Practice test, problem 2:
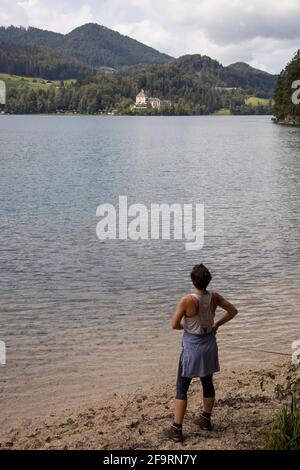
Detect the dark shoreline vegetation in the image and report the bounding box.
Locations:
[273,50,300,126]
[261,364,300,450]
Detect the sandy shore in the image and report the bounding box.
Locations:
[0,358,292,450]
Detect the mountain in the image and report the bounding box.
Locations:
[0,24,278,115]
[0,25,62,49]
[62,24,172,67]
[0,25,277,97]
[224,62,278,97]
[172,56,278,96]
[131,55,277,98]
[0,24,173,69]
[273,50,300,124]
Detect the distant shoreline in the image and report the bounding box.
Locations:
[0,112,273,117]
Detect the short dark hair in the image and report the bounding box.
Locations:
[191,264,212,290]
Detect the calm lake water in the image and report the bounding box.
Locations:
[0,115,299,427]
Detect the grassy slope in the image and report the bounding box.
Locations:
[0,72,76,89]
[214,96,273,115]
[245,96,271,106]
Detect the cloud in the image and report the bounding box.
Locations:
[112,20,178,55]
[101,0,300,41]
[1,0,93,32]
[108,0,300,72]
[0,0,299,72]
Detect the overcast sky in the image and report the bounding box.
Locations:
[1,0,299,73]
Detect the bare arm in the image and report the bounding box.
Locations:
[171,297,186,330]
[171,296,193,330]
[213,293,238,332]
[171,295,198,330]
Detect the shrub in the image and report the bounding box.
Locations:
[264,364,300,450]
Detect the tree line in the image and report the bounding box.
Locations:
[273,50,300,123]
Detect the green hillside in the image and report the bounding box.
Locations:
[1,55,276,115]
[224,62,278,98]
[0,42,92,80]
[0,24,173,69]
[0,72,75,88]
[0,23,278,115]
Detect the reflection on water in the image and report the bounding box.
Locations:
[0,115,299,426]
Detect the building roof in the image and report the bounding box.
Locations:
[136,89,147,98]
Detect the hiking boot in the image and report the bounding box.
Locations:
[193,413,212,431]
[164,424,184,442]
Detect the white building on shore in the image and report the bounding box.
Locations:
[135,89,148,108]
[131,89,163,110]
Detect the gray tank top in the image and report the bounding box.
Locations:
[182,292,214,335]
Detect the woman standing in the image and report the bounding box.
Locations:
[165,264,238,442]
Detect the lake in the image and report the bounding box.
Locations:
[0,115,299,427]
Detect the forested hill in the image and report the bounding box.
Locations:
[0,43,93,80]
[0,24,173,68]
[3,54,277,115]
[144,55,277,98]
[0,25,277,97]
[0,23,278,115]
[273,50,300,124]
[224,62,277,98]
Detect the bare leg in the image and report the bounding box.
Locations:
[174,399,187,425]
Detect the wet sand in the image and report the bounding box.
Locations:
[0,359,293,450]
